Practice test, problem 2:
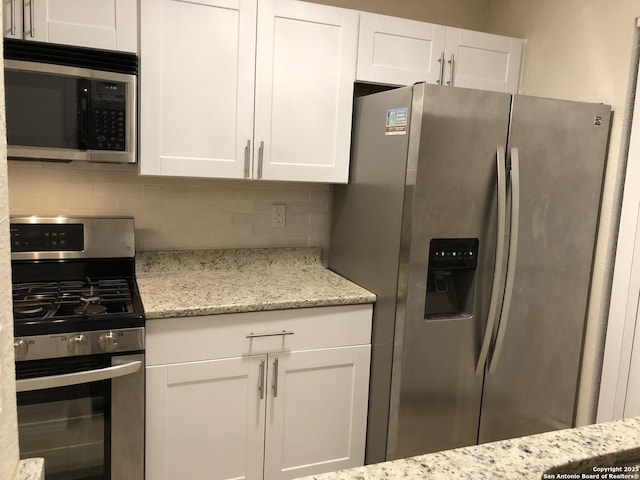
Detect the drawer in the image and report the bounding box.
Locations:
[146,304,372,366]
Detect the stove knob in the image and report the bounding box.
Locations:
[14,339,28,360]
[67,334,90,355]
[99,331,118,353]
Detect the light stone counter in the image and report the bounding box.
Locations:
[16,458,44,480]
[298,417,640,480]
[136,247,376,319]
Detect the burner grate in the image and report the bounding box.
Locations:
[12,278,134,321]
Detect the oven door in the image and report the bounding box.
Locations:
[16,353,144,480]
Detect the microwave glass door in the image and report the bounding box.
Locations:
[5,69,87,150]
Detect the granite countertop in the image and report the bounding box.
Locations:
[136,247,376,320]
[16,458,44,480]
[298,417,640,480]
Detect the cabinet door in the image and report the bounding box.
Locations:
[139,0,257,179]
[254,0,358,183]
[264,345,371,479]
[146,355,267,480]
[443,27,522,93]
[357,13,446,86]
[24,0,137,52]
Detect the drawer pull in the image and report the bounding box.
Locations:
[246,330,294,339]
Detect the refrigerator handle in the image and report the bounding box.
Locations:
[489,147,521,374]
[475,147,508,375]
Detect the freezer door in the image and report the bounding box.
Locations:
[478,96,611,443]
[388,85,512,459]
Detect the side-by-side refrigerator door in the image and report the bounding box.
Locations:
[387,85,512,459]
[478,96,611,443]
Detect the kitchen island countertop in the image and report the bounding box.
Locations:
[136,247,376,319]
[297,416,640,480]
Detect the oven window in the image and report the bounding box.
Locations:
[18,381,111,480]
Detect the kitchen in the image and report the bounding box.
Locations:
[1,0,640,479]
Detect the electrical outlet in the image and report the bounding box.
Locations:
[272,204,286,227]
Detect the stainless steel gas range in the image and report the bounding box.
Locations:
[11,216,145,480]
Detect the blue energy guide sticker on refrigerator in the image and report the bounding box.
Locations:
[385,108,408,135]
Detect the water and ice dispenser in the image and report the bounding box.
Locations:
[424,238,479,319]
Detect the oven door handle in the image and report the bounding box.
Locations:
[16,360,142,393]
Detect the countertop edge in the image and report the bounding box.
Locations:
[143,295,376,320]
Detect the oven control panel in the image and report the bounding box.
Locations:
[10,223,84,252]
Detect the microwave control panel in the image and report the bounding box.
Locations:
[91,81,126,151]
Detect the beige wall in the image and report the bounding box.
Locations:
[486,0,640,426]
[306,0,490,30]
[0,0,20,475]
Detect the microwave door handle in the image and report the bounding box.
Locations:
[15,360,142,393]
[78,79,90,150]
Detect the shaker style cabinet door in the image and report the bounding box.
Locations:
[139,0,257,179]
[4,0,137,52]
[146,355,267,480]
[253,0,358,183]
[355,13,523,94]
[442,27,522,93]
[263,346,371,479]
[356,12,446,86]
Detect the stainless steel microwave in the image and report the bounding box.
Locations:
[4,40,137,163]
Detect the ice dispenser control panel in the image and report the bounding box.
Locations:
[425,238,479,319]
[429,238,478,269]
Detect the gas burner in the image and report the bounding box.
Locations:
[13,303,52,320]
[12,278,135,322]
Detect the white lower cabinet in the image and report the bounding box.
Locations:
[146,355,267,480]
[145,305,372,480]
[264,346,370,479]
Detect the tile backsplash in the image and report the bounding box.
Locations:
[7,162,332,253]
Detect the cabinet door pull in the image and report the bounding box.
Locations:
[437,52,445,85]
[272,357,279,398]
[10,0,16,35]
[258,359,265,400]
[244,139,251,178]
[29,0,35,37]
[257,141,264,179]
[245,330,294,339]
[447,54,455,86]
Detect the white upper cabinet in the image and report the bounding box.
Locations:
[140,0,358,183]
[3,0,137,52]
[255,0,358,182]
[356,13,445,86]
[442,27,522,93]
[139,0,257,178]
[357,12,523,93]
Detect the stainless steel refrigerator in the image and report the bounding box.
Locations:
[329,83,611,464]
